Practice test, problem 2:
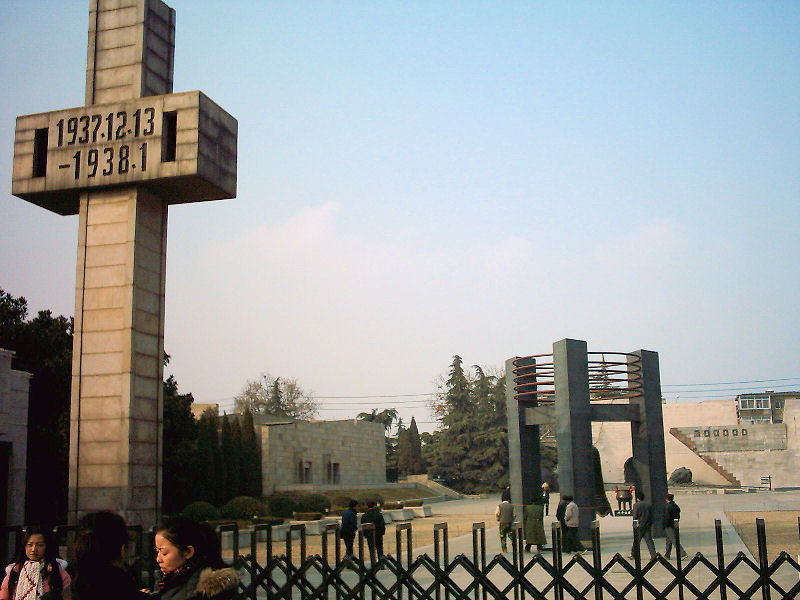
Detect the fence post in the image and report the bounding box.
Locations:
[472,522,486,600]
[252,523,272,565]
[396,522,413,600]
[713,519,727,600]
[551,521,563,600]
[285,523,306,570]
[356,527,368,600]
[434,523,449,600]
[756,518,770,600]
[147,525,158,592]
[215,522,239,563]
[675,519,684,600]
[591,520,602,600]
[511,521,521,600]
[632,519,643,600]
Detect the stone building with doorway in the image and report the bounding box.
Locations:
[253,416,386,495]
[593,394,800,489]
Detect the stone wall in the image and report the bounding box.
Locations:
[673,424,786,452]
[593,398,800,489]
[593,399,738,486]
[710,399,800,488]
[259,419,386,495]
[0,349,32,527]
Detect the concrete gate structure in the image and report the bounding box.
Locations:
[11,0,237,526]
[505,338,669,541]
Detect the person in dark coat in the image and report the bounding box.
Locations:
[359,501,386,560]
[340,500,359,560]
[663,494,687,559]
[628,491,657,560]
[555,496,568,540]
[541,483,551,516]
[501,486,511,502]
[71,511,148,600]
[523,495,547,554]
[153,516,238,600]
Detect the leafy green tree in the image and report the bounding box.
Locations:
[240,410,262,497]
[196,408,222,505]
[234,375,318,419]
[357,408,399,475]
[424,356,510,493]
[397,416,426,475]
[162,374,201,513]
[220,415,236,503]
[1,288,72,523]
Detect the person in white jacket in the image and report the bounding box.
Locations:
[562,495,586,553]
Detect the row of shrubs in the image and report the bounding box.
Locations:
[181,491,409,522]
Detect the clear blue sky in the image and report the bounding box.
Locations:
[1,1,798,430]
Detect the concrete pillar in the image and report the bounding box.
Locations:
[628,349,668,537]
[553,338,595,540]
[506,356,542,508]
[69,187,167,526]
[68,0,175,526]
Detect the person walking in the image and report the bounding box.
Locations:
[562,495,585,553]
[663,494,687,559]
[541,482,551,516]
[629,491,657,560]
[359,501,386,560]
[501,486,511,502]
[495,498,515,553]
[340,500,359,561]
[523,496,547,554]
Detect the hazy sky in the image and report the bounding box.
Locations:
[1,1,798,431]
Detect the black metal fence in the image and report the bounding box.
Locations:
[4,518,800,599]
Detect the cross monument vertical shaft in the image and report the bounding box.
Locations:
[11,0,237,527]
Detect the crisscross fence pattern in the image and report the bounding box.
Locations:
[230,517,800,600]
[4,517,800,599]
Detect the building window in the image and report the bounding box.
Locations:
[694,430,701,437]
[297,460,312,484]
[713,429,720,437]
[775,399,785,409]
[703,429,710,437]
[723,429,729,436]
[742,428,748,436]
[756,398,770,409]
[740,398,755,409]
[332,462,340,484]
[733,429,738,436]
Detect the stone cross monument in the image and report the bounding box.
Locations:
[11,0,237,526]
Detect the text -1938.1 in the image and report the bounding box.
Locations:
[59,143,149,179]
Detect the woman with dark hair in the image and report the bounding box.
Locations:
[70,511,147,600]
[0,526,70,600]
[153,516,238,599]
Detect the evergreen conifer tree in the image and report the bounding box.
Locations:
[240,409,262,497]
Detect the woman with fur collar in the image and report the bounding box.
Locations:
[153,516,238,600]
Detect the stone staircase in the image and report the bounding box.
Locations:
[669,428,741,486]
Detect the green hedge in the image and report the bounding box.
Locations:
[404,499,423,507]
[181,501,221,522]
[220,496,267,520]
[382,501,403,510]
